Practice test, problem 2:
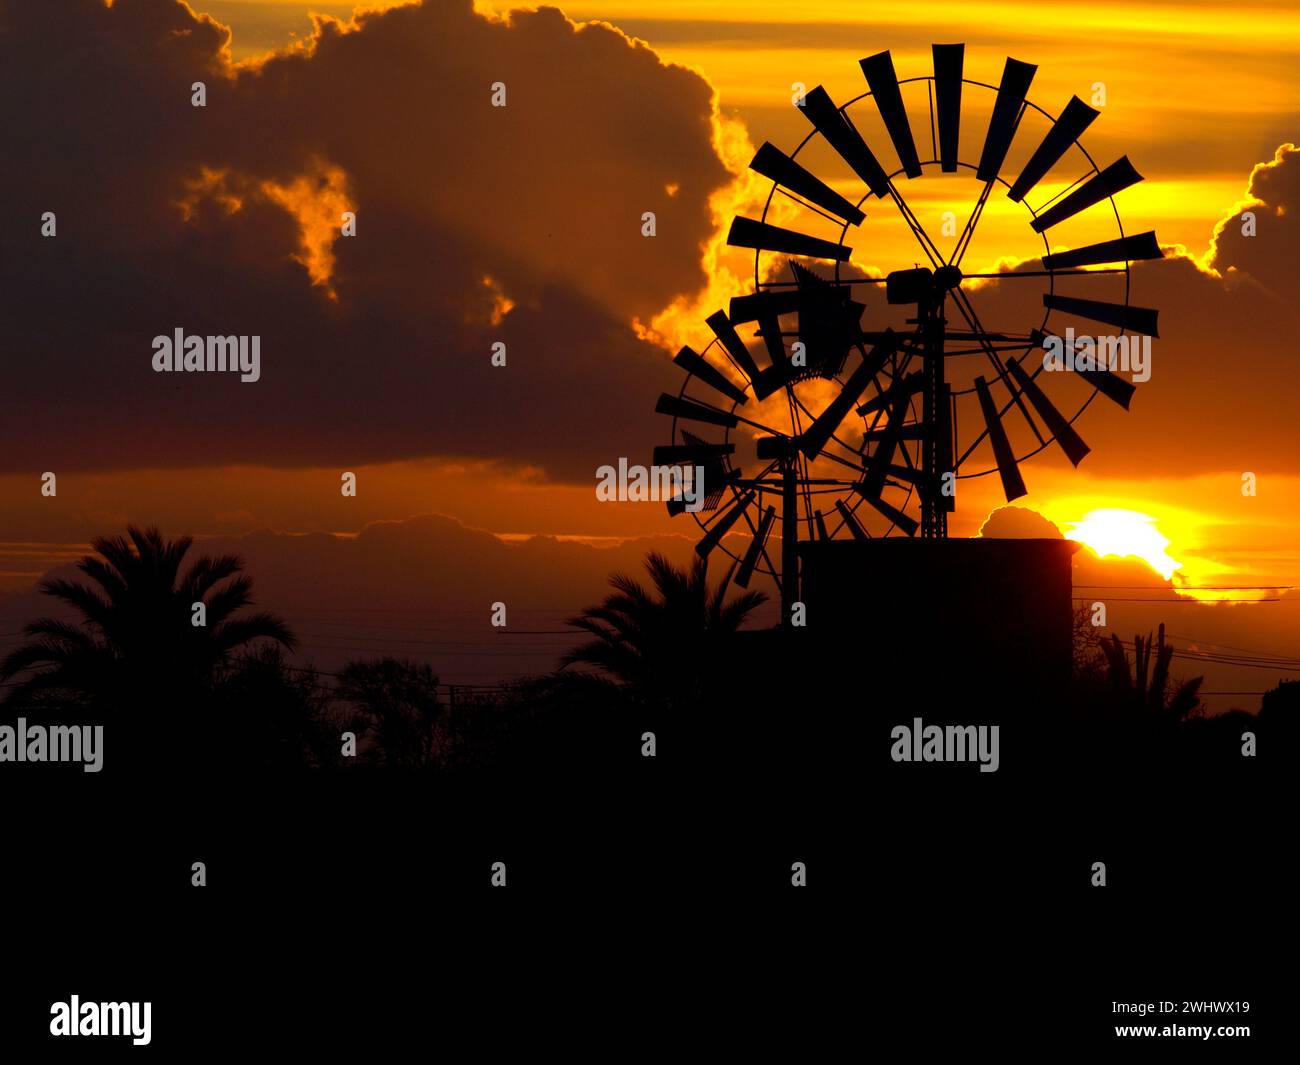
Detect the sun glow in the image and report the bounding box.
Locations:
[1066,508,1183,580]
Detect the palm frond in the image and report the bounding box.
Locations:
[37,578,113,631]
[211,612,297,656]
[201,576,256,626]
[182,554,245,600]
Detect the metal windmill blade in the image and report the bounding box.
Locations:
[790,263,864,382]
[665,430,735,515]
[653,43,1163,615]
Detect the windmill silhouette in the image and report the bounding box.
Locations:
[655,44,1161,617]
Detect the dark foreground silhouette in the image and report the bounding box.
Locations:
[1,527,1291,782]
[0,527,1290,922]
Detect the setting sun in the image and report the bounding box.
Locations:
[1065,509,1183,581]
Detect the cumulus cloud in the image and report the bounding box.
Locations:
[950,144,1300,482]
[978,506,1064,539]
[0,0,733,479]
[1205,143,1299,301]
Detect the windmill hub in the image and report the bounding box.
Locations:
[933,265,963,292]
[885,265,962,305]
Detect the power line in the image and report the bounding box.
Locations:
[1165,632,1295,658]
[291,644,560,660]
[278,664,509,692]
[1073,597,1280,603]
[277,607,580,617]
[283,618,573,634]
[1108,637,1300,672]
[1074,584,1295,590]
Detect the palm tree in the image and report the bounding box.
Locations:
[214,646,345,770]
[561,552,767,711]
[335,657,444,769]
[1100,622,1203,720]
[0,526,294,720]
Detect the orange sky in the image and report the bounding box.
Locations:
[4,0,1299,705]
[8,1,1296,559]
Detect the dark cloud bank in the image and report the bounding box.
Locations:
[0,0,730,479]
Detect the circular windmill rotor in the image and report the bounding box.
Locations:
[655,44,1162,612]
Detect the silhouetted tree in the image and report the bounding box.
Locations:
[1100,622,1202,720]
[336,657,445,768]
[1256,677,1300,752]
[489,670,628,772]
[0,526,294,769]
[1261,677,1300,717]
[1071,603,1106,681]
[213,647,350,769]
[561,552,766,711]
